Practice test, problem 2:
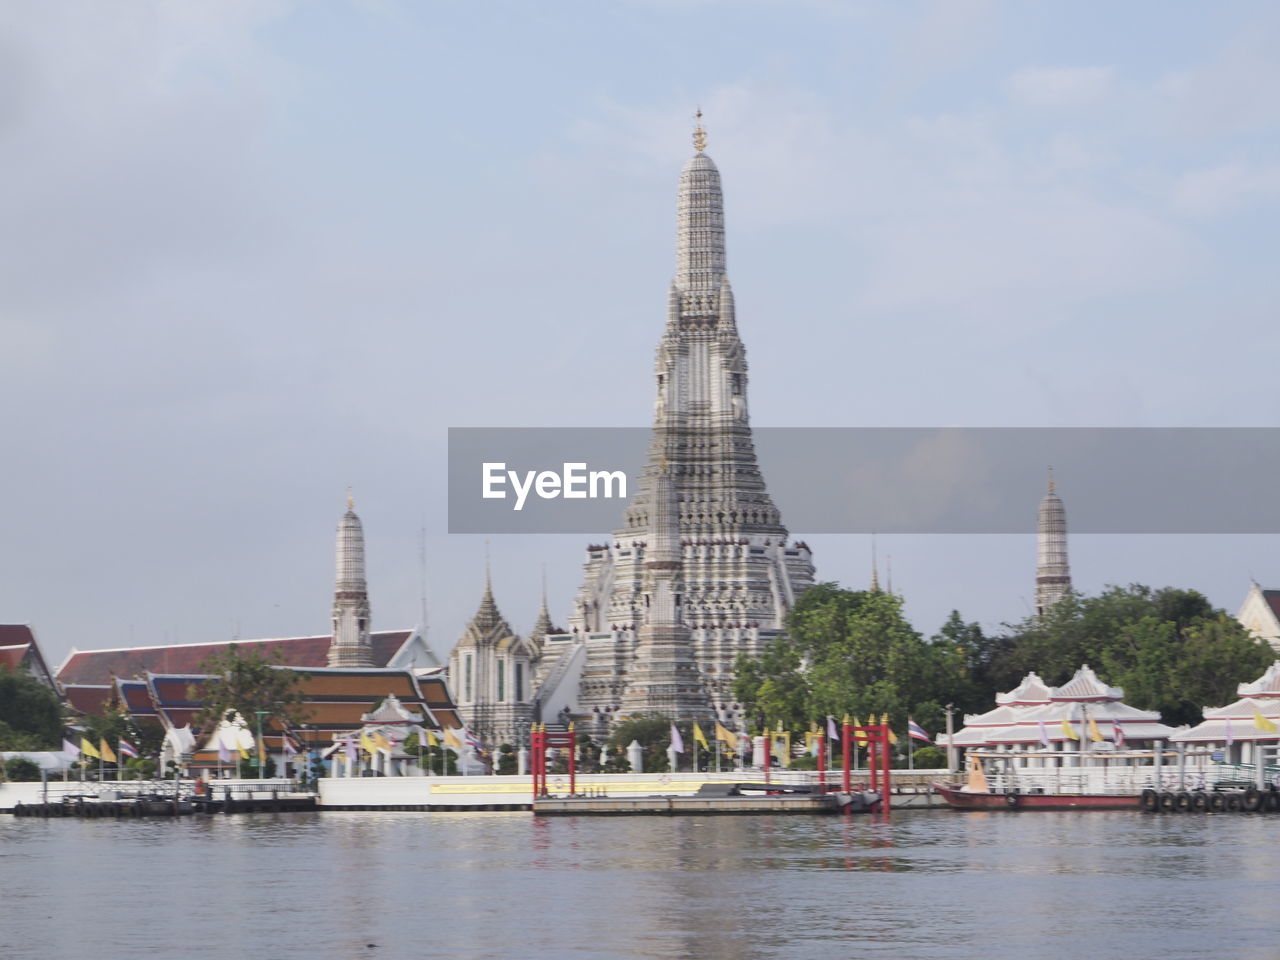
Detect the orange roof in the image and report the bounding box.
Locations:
[57,630,415,685]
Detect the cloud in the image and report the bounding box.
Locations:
[1172,162,1280,217]
[1007,66,1114,107]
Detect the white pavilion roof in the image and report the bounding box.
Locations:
[360,692,424,725]
[1173,663,1280,742]
[944,666,1177,748]
[1237,661,1280,698]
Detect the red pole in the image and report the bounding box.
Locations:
[880,728,891,814]
[868,734,878,792]
[568,724,576,797]
[842,722,851,795]
[816,734,826,794]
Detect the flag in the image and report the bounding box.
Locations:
[714,721,737,747]
[282,735,298,757]
[99,739,117,763]
[670,723,684,754]
[442,727,463,750]
[463,729,484,754]
[852,717,868,743]
[692,722,709,750]
[62,738,80,757]
[425,728,439,748]
[1037,720,1051,747]
[80,737,100,759]
[343,736,357,762]
[907,719,931,743]
[218,739,233,764]
[1113,721,1126,747]
[372,731,393,753]
[118,738,139,759]
[360,731,378,755]
[1087,717,1103,743]
[881,713,898,745]
[237,739,250,760]
[1060,718,1079,741]
[1253,711,1277,733]
[1224,717,1234,746]
[827,715,840,741]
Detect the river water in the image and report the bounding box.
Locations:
[2,809,1276,960]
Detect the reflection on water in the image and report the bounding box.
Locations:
[3,810,1279,959]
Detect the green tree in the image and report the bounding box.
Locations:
[608,712,674,772]
[736,583,965,733]
[988,585,1272,725]
[195,644,310,732]
[4,756,43,782]
[0,667,63,749]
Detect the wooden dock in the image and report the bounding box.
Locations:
[533,783,877,816]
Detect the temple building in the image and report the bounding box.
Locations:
[446,572,539,749]
[941,666,1179,761]
[1035,472,1071,616]
[0,624,57,691]
[57,496,461,773]
[1235,582,1280,653]
[534,116,815,733]
[1172,661,1280,763]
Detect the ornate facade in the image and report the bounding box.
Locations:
[1035,474,1071,617]
[447,576,537,748]
[328,494,374,667]
[540,118,816,730]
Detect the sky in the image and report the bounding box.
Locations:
[2,0,1279,669]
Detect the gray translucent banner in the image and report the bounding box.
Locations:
[448,427,1280,534]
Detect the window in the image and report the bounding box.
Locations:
[516,663,525,702]
[497,660,505,702]
[464,654,473,702]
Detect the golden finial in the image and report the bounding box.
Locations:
[346,485,355,511]
[693,107,707,153]
[1047,466,1056,494]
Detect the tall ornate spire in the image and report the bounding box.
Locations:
[566,119,815,726]
[328,494,374,667]
[675,118,726,294]
[1036,469,1072,617]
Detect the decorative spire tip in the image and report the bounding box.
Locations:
[346,485,355,511]
[693,107,707,153]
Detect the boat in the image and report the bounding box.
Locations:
[931,780,1139,810]
[931,752,1144,811]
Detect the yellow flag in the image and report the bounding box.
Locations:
[1087,717,1104,743]
[692,722,709,750]
[853,717,868,743]
[80,737,100,759]
[1060,718,1080,741]
[442,727,463,749]
[238,741,250,760]
[372,732,392,753]
[99,739,117,763]
[257,733,267,766]
[359,731,377,755]
[714,721,736,746]
[425,728,439,748]
[880,713,899,745]
[1253,711,1278,733]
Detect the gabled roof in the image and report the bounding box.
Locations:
[1238,661,1280,698]
[56,630,415,686]
[0,624,56,688]
[62,684,113,715]
[361,693,424,725]
[1052,665,1123,702]
[995,672,1053,706]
